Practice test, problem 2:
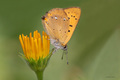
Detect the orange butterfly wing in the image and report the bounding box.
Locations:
[42,8,69,44]
[63,7,81,46]
[42,7,81,47]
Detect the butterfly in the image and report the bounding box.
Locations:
[42,7,81,54]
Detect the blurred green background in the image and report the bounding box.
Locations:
[0,0,120,80]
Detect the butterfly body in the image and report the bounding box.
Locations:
[42,7,81,50]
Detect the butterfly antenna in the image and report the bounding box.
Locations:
[61,52,64,60]
[62,49,69,65]
[65,50,69,65]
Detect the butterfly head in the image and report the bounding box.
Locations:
[41,16,45,20]
[41,16,48,21]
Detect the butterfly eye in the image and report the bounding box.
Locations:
[41,16,45,20]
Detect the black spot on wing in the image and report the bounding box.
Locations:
[68,30,70,32]
[69,25,73,27]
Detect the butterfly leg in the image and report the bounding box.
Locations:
[61,45,67,59]
[65,50,69,65]
[52,47,58,54]
[61,51,64,60]
[62,50,69,64]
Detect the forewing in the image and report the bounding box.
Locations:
[42,8,69,44]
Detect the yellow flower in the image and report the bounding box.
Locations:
[19,30,50,61]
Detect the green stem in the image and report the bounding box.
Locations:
[35,70,44,80]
